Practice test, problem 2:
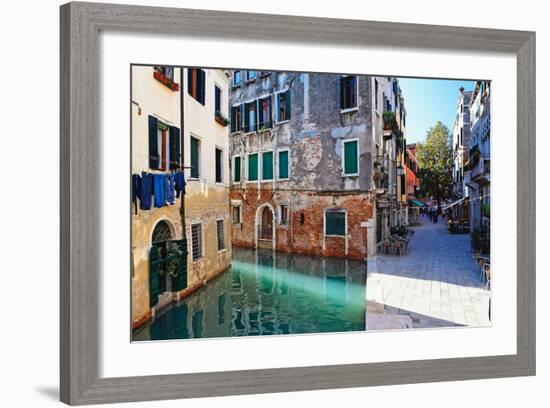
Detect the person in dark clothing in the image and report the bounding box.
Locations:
[132,174,141,215]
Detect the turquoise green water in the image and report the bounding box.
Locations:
[133,247,366,341]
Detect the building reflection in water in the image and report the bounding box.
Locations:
[133,247,366,341]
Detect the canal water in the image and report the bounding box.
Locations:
[133,247,366,341]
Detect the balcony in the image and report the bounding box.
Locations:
[383,111,398,139]
[471,157,490,185]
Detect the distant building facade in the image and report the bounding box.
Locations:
[371,77,408,241]
[451,87,472,221]
[465,81,491,231]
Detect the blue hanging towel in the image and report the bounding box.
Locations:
[153,174,165,208]
[140,172,153,210]
[165,173,175,204]
[175,171,186,198]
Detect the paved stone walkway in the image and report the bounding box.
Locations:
[366,218,491,329]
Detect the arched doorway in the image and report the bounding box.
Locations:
[151,220,173,296]
[256,204,274,249]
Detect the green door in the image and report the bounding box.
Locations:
[171,239,188,292]
[149,246,160,307]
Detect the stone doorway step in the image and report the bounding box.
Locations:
[366,300,414,330]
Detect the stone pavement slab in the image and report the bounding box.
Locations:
[366,218,491,329]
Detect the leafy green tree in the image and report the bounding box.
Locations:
[416,121,453,204]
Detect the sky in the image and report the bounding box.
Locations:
[398,78,477,144]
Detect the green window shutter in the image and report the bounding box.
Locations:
[325,211,346,236]
[278,151,289,179]
[190,137,199,178]
[149,246,160,307]
[262,151,273,180]
[285,90,291,120]
[234,156,241,182]
[171,239,188,292]
[343,140,358,175]
[248,154,258,181]
[215,148,222,183]
[199,70,206,105]
[230,106,237,132]
[148,115,159,169]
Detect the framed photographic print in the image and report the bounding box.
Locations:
[60,1,536,405]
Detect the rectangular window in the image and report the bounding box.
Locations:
[244,101,257,132]
[216,219,225,251]
[232,206,241,224]
[325,211,346,236]
[157,126,168,171]
[233,71,242,86]
[233,156,241,182]
[258,96,272,129]
[248,153,258,181]
[277,91,291,122]
[191,223,203,261]
[278,150,289,179]
[215,85,222,115]
[279,205,288,225]
[188,68,206,104]
[340,75,357,110]
[261,151,273,181]
[246,70,257,81]
[190,136,200,178]
[343,139,359,175]
[215,148,223,183]
[231,105,242,132]
[148,119,181,171]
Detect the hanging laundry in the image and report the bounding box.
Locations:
[165,173,175,205]
[175,171,186,198]
[131,174,142,215]
[153,174,165,208]
[140,172,154,210]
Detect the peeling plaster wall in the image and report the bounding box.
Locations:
[229,71,376,259]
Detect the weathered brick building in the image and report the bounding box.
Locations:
[228,71,404,260]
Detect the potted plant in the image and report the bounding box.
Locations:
[383,111,396,131]
[215,111,230,127]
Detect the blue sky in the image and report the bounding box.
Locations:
[398,78,477,144]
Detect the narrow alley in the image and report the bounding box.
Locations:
[366,218,491,329]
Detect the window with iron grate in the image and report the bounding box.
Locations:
[217,219,225,251]
[191,223,203,261]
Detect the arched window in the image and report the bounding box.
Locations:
[151,221,172,295]
[152,220,172,245]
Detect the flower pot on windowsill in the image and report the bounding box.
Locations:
[153,70,180,91]
[215,112,229,127]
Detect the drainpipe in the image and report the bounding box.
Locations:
[179,67,186,234]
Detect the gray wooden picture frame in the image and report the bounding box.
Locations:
[60,1,536,405]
